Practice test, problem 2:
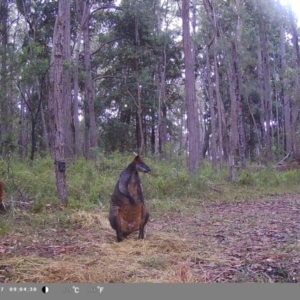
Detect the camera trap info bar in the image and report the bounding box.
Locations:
[0,283,299,300]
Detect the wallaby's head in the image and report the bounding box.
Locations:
[133,155,151,173]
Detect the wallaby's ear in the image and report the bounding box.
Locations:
[133,155,140,162]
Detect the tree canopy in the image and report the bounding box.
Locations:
[0,0,299,177]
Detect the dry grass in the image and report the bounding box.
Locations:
[1,194,300,283]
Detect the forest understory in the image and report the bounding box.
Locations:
[1,193,299,283]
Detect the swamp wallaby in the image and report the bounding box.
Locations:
[109,155,151,242]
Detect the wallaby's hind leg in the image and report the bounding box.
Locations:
[109,210,123,242]
[116,231,123,242]
[138,207,149,239]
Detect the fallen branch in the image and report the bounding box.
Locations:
[276,151,292,165]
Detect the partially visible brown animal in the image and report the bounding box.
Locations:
[0,181,6,212]
[109,155,151,242]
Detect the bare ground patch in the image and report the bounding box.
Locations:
[0,194,300,283]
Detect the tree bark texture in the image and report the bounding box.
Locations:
[257,2,272,163]
[83,0,98,157]
[50,0,69,205]
[231,41,246,168]
[61,0,73,159]
[289,8,300,157]
[134,5,145,157]
[72,0,86,156]
[182,0,200,174]
[280,25,292,155]
[0,0,9,156]
[256,27,264,156]
[205,46,217,170]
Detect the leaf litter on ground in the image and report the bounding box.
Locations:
[0,194,299,283]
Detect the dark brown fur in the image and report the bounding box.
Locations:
[109,156,150,242]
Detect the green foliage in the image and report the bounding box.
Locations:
[99,119,135,153]
[236,170,256,186]
[254,167,283,187]
[234,166,299,189]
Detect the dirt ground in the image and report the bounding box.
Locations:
[0,194,299,283]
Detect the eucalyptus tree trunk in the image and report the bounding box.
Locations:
[204,0,235,171]
[231,0,246,168]
[280,25,292,155]
[136,80,144,156]
[19,97,28,160]
[83,0,98,159]
[73,33,81,156]
[205,46,217,170]
[182,0,200,174]
[210,0,228,165]
[227,66,238,180]
[49,0,69,206]
[225,33,239,179]
[154,3,168,158]
[231,41,246,169]
[256,27,264,156]
[73,0,86,156]
[155,59,168,158]
[257,2,272,163]
[159,53,168,157]
[192,0,205,159]
[134,4,145,157]
[213,46,225,165]
[0,0,9,156]
[40,101,49,154]
[154,68,161,156]
[289,8,300,158]
[62,0,73,159]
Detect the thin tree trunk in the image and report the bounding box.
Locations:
[280,25,292,155]
[257,1,272,163]
[159,52,168,158]
[72,0,87,156]
[136,81,144,156]
[50,0,69,206]
[62,0,73,159]
[192,0,204,159]
[204,0,228,166]
[256,28,264,156]
[211,1,242,171]
[228,68,238,180]
[83,0,98,158]
[73,33,81,156]
[154,2,168,158]
[134,4,145,157]
[151,110,156,155]
[234,1,246,168]
[19,91,28,160]
[0,0,9,156]
[154,68,161,156]
[182,0,200,174]
[40,102,49,154]
[205,46,217,170]
[289,8,300,158]
[231,41,246,168]
[213,47,225,166]
[82,4,90,159]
